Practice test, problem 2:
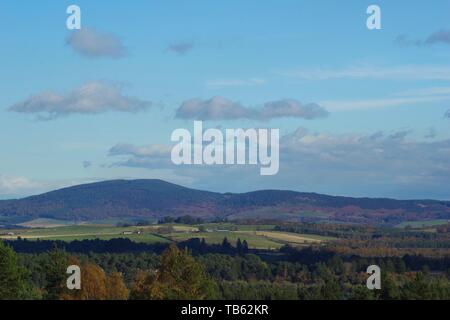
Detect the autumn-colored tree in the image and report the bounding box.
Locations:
[78,262,108,300]
[61,262,108,300]
[106,271,129,300]
[129,270,162,300]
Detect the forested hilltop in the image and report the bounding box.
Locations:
[1,179,450,226]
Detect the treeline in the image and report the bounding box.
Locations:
[4,237,250,255]
[2,237,450,300]
[158,215,206,225]
[274,222,376,239]
[275,222,450,258]
[0,241,216,300]
[5,237,450,273]
[2,240,450,300]
[275,222,450,240]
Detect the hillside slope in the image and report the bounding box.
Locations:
[0,179,449,225]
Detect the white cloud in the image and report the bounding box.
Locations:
[280,128,450,185]
[0,175,93,199]
[0,175,107,199]
[397,29,450,47]
[0,175,41,196]
[66,28,127,59]
[167,42,195,55]
[396,86,450,97]
[206,78,266,89]
[321,95,450,111]
[260,99,328,120]
[109,143,172,158]
[277,65,450,81]
[9,81,151,118]
[108,143,172,169]
[175,96,328,120]
[425,29,450,45]
[82,161,92,169]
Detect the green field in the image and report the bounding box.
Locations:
[1,225,148,239]
[0,223,335,249]
[167,231,282,249]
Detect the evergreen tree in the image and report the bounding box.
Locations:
[236,239,243,255]
[380,272,401,300]
[242,240,249,253]
[0,241,31,299]
[42,248,69,300]
[222,237,232,252]
[402,272,433,300]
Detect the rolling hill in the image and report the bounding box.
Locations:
[0,179,449,225]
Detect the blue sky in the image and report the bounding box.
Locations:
[1,1,450,199]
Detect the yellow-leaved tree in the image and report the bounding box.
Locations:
[106,271,129,300]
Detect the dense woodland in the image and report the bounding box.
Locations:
[1,222,450,300]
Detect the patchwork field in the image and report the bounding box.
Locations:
[0,222,335,249]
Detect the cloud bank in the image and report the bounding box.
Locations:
[107,128,450,199]
[0,175,99,199]
[175,96,328,121]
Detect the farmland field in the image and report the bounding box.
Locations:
[239,230,335,244]
[167,231,283,249]
[0,222,335,249]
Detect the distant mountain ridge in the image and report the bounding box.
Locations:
[0,179,449,225]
